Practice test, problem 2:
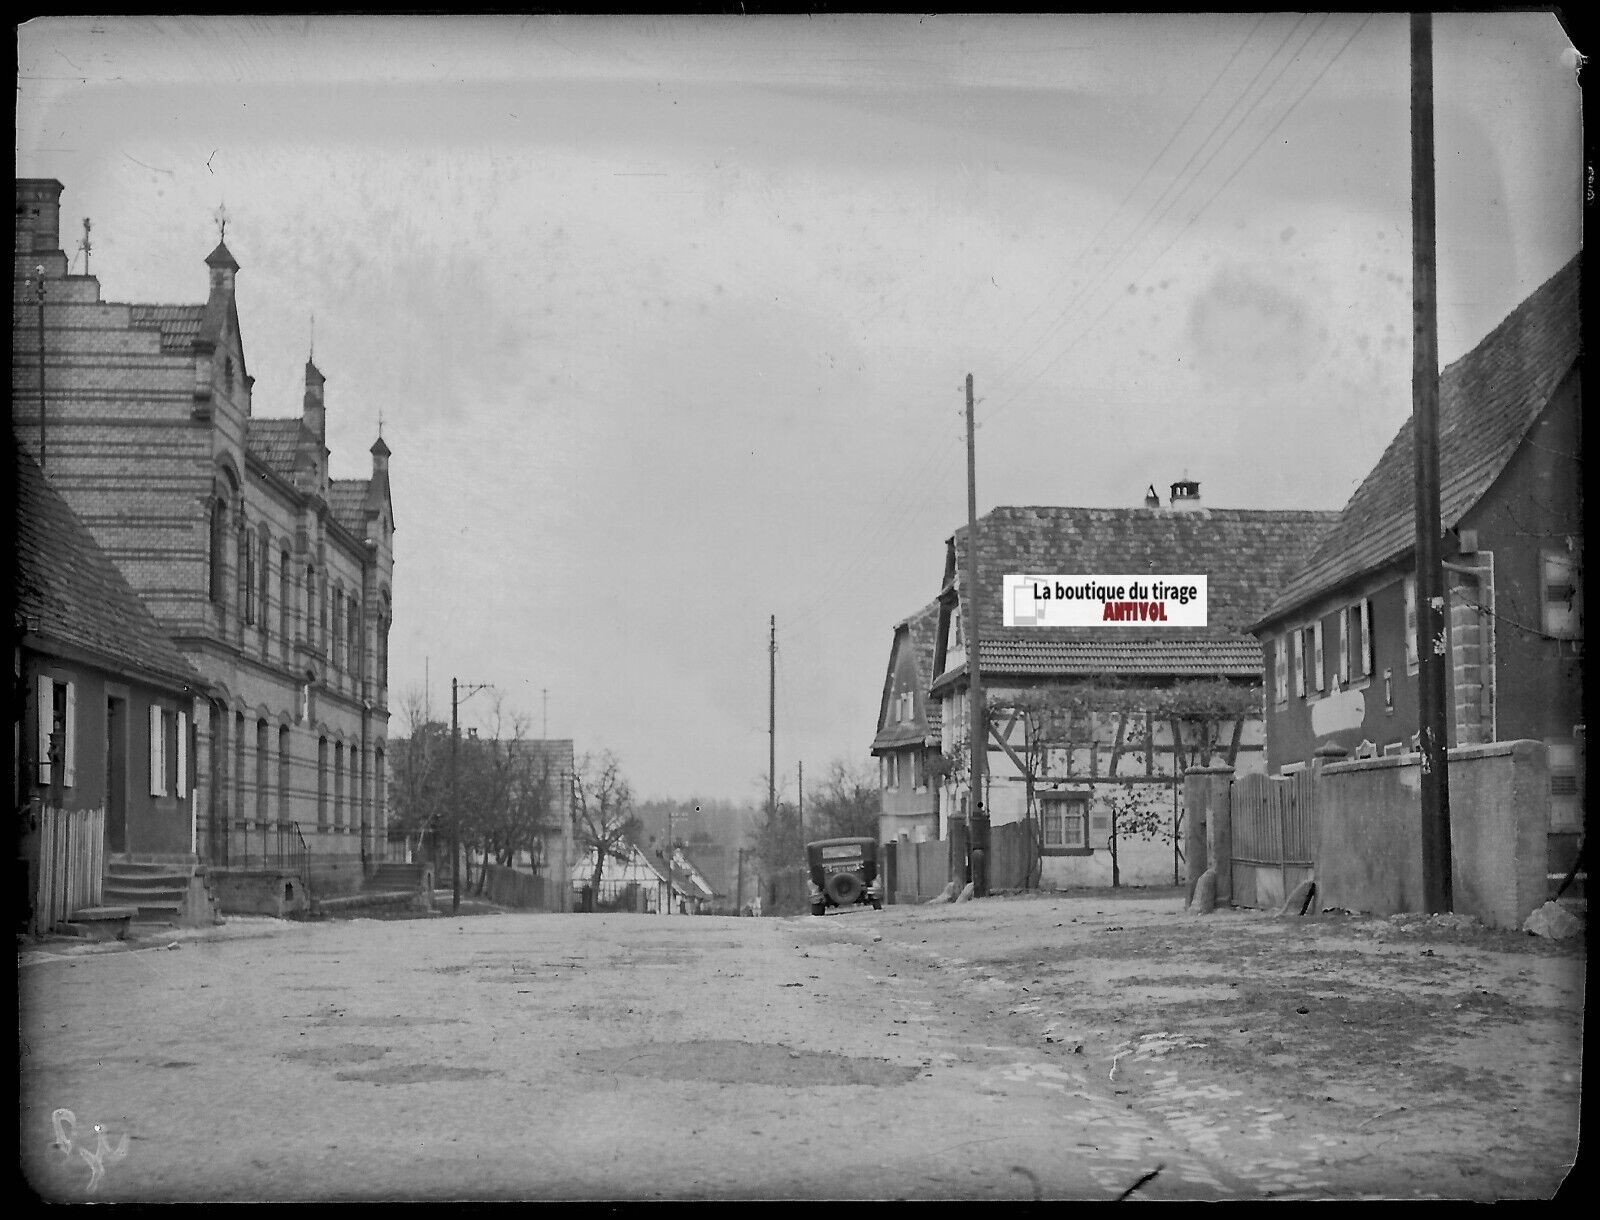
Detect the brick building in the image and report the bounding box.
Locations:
[13,179,395,884]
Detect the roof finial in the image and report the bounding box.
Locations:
[309,312,315,362]
[213,201,229,244]
[377,409,385,439]
[79,217,92,276]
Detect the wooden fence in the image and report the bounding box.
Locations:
[988,820,1039,891]
[35,806,105,934]
[1229,770,1316,910]
[481,862,565,912]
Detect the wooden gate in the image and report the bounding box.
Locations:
[1229,770,1315,910]
[35,806,105,933]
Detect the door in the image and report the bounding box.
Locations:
[106,697,127,853]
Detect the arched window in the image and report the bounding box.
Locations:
[242,529,256,626]
[347,596,362,680]
[305,565,316,647]
[279,551,292,652]
[334,741,345,829]
[317,736,329,828]
[332,587,345,671]
[378,589,391,689]
[256,719,269,826]
[277,724,291,827]
[258,533,270,640]
[208,496,227,604]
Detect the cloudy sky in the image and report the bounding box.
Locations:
[16,14,1582,804]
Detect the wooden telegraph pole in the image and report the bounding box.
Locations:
[964,372,987,895]
[1411,12,1452,912]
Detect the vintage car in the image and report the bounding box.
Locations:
[805,836,883,915]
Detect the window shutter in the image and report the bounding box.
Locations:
[150,705,166,796]
[63,682,77,788]
[37,675,52,785]
[1312,622,1325,692]
[177,710,189,799]
[1274,638,1288,703]
[1338,609,1351,684]
[1358,599,1372,676]
[1292,631,1305,697]
[1405,577,1418,667]
[1088,805,1111,849]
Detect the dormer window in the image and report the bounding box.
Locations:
[224,355,234,395]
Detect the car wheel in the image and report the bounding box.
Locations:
[811,903,826,916]
[871,900,882,911]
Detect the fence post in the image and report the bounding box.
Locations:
[1184,763,1234,905]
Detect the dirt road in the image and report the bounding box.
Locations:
[18,890,1583,1201]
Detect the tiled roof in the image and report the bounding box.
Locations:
[127,303,204,353]
[247,417,311,477]
[941,504,1337,683]
[328,480,371,536]
[1258,255,1581,625]
[13,446,206,692]
[872,600,943,752]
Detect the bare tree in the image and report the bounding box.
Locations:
[573,750,639,894]
[808,758,881,840]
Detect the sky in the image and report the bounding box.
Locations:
[15,13,1583,805]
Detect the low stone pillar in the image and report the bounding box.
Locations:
[1184,764,1233,906]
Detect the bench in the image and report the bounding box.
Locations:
[64,906,138,941]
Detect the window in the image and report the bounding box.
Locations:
[1310,621,1325,693]
[348,597,361,678]
[278,725,292,826]
[259,535,270,640]
[209,497,227,604]
[1292,630,1305,698]
[1542,550,1582,639]
[256,720,269,825]
[912,749,924,791]
[1040,795,1089,851]
[1351,599,1372,678]
[36,677,76,788]
[234,711,246,825]
[1274,636,1288,704]
[332,588,344,670]
[886,753,900,790]
[1405,575,1418,669]
[150,705,167,797]
[279,552,292,649]
[318,737,329,828]
[334,742,345,828]
[243,532,256,626]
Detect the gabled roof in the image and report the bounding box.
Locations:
[247,417,314,477]
[328,480,372,537]
[872,600,943,752]
[13,446,206,693]
[1257,255,1581,627]
[127,303,204,353]
[937,504,1338,685]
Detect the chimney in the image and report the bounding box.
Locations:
[1143,484,1161,509]
[304,358,326,443]
[15,179,64,256]
[1169,477,1204,513]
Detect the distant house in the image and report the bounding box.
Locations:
[931,490,1337,889]
[870,601,943,849]
[570,840,707,913]
[1250,256,1583,873]
[14,445,211,932]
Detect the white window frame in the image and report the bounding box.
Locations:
[37,675,77,788]
[1040,794,1089,850]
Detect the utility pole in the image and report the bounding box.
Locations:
[768,615,776,828]
[736,847,746,914]
[797,760,804,846]
[665,802,674,915]
[1411,12,1452,913]
[35,267,47,471]
[964,372,987,895]
[450,677,493,915]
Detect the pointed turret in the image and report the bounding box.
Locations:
[304,358,326,443]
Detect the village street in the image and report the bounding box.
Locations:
[18,892,1583,1202]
